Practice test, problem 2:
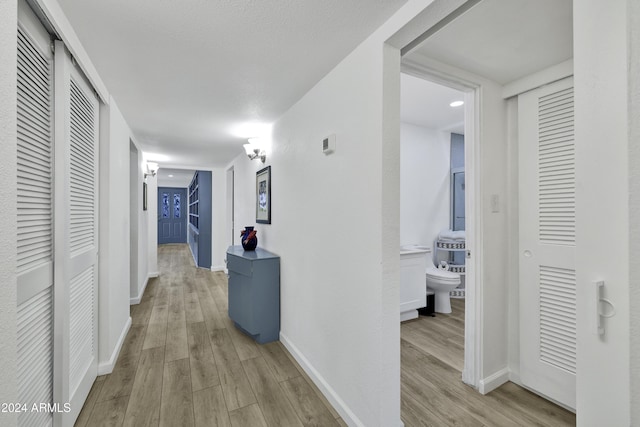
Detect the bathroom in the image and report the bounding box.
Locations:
[399,71,467,368]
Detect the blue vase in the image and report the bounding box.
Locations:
[241,226,258,251]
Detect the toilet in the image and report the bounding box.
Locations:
[425,267,461,314]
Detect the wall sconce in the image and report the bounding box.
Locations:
[243,138,266,163]
[144,161,159,178]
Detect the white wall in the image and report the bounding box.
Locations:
[0,0,18,425]
[630,0,640,422]
[98,97,132,373]
[211,168,227,270]
[137,147,149,296]
[225,3,453,425]
[226,33,399,427]
[400,122,450,256]
[575,0,630,424]
[224,0,515,423]
[130,142,149,303]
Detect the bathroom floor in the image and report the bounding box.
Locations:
[400,299,576,426]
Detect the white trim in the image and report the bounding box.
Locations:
[478,368,510,395]
[210,265,225,272]
[97,317,131,375]
[148,271,160,278]
[502,59,573,99]
[279,333,391,427]
[464,84,482,389]
[33,0,109,103]
[129,276,149,305]
[400,310,419,322]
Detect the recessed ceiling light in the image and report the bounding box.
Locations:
[450,101,464,107]
[168,174,174,178]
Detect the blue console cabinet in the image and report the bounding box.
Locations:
[226,246,280,344]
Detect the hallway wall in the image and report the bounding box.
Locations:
[226,31,401,427]
[135,146,149,298]
[575,0,631,424]
[211,168,227,271]
[631,0,640,423]
[0,0,18,425]
[225,3,454,425]
[98,97,134,373]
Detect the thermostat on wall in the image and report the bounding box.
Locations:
[322,134,336,154]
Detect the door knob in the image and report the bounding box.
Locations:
[523,250,532,257]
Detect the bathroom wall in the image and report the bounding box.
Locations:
[400,122,451,255]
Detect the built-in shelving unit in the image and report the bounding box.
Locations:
[187,171,212,268]
[189,178,199,230]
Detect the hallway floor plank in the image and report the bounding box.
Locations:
[75,244,344,427]
[77,245,575,426]
[401,298,576,426]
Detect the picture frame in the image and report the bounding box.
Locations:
[256,165,271,224]
[143,182,148,211]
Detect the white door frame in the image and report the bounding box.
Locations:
[226,166,235,248]
[401,59,483,389]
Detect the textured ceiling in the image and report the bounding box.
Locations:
[157,168,196,188]
[56,0,408,168]
[408,0,573,85]
[401,73,465,134]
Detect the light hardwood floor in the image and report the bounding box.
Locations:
[401,298,577,426]
[76,244,576,426]
[75,244,345,427]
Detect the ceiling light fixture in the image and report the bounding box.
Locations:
[168,174,174,178]
[243,138,266,163]
[450,100,464,107]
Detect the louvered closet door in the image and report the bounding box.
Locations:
[519,77,576,410]
[53,40,99,426]
[16,2,54,426]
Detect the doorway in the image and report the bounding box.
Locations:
[399,67,477,385]
[158,187,188,244]
[395,0,576,417]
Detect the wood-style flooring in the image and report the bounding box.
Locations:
[76,244,576,426]
[401,298,577,426]
[75,244,346,427]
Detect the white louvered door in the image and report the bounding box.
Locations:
[53,41,99,426]
[16,2,54,426]
[519,77,576,409]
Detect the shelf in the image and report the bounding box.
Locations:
[435,240,466,251]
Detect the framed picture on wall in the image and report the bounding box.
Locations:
[143,182,148,211]
[256,165,271,224]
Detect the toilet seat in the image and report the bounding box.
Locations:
[425,267,460,284]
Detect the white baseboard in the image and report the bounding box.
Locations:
[478,368,510,394]
[211,265,225,272]
[98,316,131,375]
[280,333,368,427]
[148,271,160,278]
[129,276,150,305]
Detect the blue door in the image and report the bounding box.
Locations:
[158,187,187,244]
